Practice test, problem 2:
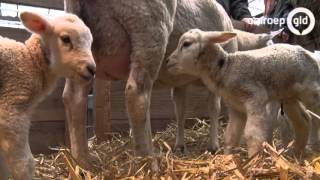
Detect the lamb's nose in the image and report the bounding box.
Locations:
[87,64,96,76]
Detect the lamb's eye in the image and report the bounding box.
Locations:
[61,35,71,44]
[182,41,192,48]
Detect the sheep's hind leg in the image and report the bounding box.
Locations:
[123,6,174,171]
[171,86,188,153]
[283,101,309,156]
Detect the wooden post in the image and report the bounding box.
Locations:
[94,79,112,142]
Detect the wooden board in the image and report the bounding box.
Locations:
[29,121,65,154]
[1,0,64,10]
[109,81,209,120]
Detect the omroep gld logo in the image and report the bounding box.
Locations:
[287,7,315,36]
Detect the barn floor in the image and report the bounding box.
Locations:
[33,119,320,179]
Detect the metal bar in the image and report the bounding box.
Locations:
[0,15,19,21]
[1,0,64,10]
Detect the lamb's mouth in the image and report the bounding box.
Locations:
[79,73,94,81]
[167,62,178,70]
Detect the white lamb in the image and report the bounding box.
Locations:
[172,28,283,154]
[167,29,320,156]
[0,12,95,179]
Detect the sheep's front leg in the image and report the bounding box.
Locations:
[224,107,246,154]
[283,101,309,155]
[63,79,94,169]
[0,121,34,180]
[0,151,9,180]
[122,3,175,164]
[171,86,188,153]
[207,92,221,153]
[126,68,154,157]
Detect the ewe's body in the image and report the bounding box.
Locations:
[168,29,319,156]
[64,0,237,166]
[0,12,95,179]
[234,28,282,51]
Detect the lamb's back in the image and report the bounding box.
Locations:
[0,36,38,108]
[226,44,319,93]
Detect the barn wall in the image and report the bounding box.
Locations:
[109,81,209,132]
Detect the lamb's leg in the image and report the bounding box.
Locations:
[171,86,188,153]
[0,151,9,179]
[307,116,320,151]
[63,79,94,169]
[207,92,221,153]
[306,103,320,151]
[224,107,246,154]
[278,113,295,147]
[0,126,34,180]
[245,102,272,157]
[283,101,309,155]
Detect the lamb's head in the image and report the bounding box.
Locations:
[20,12,96,82]
[167,29,236,77]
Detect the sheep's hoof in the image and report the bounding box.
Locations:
[174,144,188,154]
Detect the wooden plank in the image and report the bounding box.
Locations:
[29,121,65,154]
[30,108,65,121]
[94,79,112,142]
[1,0,64,10]
[110,81,209,120]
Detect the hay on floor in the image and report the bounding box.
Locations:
[34,119,320,179]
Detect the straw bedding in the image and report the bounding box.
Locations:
[33,119,320,179]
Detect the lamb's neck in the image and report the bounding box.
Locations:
[25,34,58,97]
[199,46,230,92]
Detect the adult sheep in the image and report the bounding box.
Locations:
[63,0,237,168]
[0,12,95,179]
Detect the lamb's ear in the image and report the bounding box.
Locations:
[205,31,237,43]
[19,12,51,35]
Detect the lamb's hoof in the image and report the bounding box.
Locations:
[174,144,188,154]
[76,153,100,172]
[207,145,219,154]
[306,144,320,153]
[151,158,160,173]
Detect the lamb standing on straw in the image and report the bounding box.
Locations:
[167,29,320,156]
[0,12,95,179]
